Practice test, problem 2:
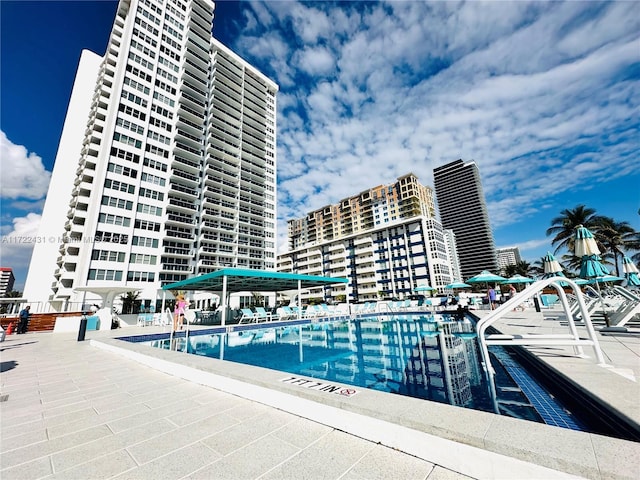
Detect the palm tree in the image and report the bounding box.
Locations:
[531,257,547,278]
[120,291,141,314]
[594,217,638,277]
[2,290,22,298]
[546,205,603,254]
[503,261,534,278]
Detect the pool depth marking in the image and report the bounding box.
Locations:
[280,376,359,397]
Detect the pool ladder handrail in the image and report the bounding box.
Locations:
[476,277,606,416]
[167,307,191,352]
[476,277,606,377]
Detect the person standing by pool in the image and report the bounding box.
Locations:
[487,286,497,310]
[173,294,188,330]
[18,305,31,334]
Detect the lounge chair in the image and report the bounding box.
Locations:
[255,307,278,322]
[277,306,296,320]
[238,308,257,323]
[304,305,322,318]
[438,297,449,310]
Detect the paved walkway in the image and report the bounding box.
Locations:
[1,306,639,479]
[0,329,484,480]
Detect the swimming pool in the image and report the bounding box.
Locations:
[138,313,584,430]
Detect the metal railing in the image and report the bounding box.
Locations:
[476,278,606,376]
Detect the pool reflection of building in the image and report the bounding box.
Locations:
[295,316,483,409]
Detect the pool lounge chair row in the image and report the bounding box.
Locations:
[238,307,278,323]
[278,304,348,320]
[240,304,348,324]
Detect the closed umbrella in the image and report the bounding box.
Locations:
[622,256,640,287]
[574,225,610,325]
[542,251,564,278]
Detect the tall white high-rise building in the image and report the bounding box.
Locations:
[24,0,278,310]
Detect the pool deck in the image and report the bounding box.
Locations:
[1,306,638,480]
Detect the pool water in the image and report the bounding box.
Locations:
[144,314,584,430]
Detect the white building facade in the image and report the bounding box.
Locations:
[496,247,522,271]
[278,175,457,304]
[24,0,278,310]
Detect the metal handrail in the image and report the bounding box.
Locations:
[476,278,606,377]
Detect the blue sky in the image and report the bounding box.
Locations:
[1,1,639,290]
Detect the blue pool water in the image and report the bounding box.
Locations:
[136,313,583,430]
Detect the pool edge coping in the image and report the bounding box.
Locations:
[91,336,638,479]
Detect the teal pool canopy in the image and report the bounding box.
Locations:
[161,267,348,293]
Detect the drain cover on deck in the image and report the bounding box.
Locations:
[0,394,9,402]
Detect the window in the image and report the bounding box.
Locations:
[127,271,155,282]
[120,89,148,107]
[123,76,150,95]
[91,250,126,262]
[110,147,141,164]
[88,269,123,281]
[132,235,159,248]
[156,67,178,84]
[145,143,169,158]
[139,187,164,200]
[153,91,175,107]
[130,38,156,60]
[135,219,161,231]
[95,231,129,244]
[151,103,173,119]
[116,116,145,135]
[107,162,138,178]
[128,52,154,71]
[132,27,157,48]
[137,5,160,25]
[130,253,157,264]
[149,117,172,132]
[104,179,135,194]
[98,213,131,227]
[101,195,133,210]
[147,130,170,144]
[137,203,162,216]
[113,132,142,149]
[142,158,168,173]
[118,102,146,120]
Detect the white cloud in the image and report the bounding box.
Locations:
[0,213,42,288]
[232,0,638,243]
[295,46,335,76]
[504,238,552,254]
[0,130,51,200]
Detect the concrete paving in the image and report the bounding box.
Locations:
[1,306,638,480]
